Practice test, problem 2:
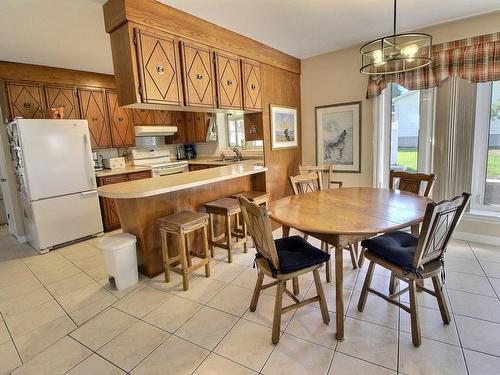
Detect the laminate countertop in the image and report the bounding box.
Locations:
[95,166,151,178]
[97,163,267,199]
[187,158,264,166]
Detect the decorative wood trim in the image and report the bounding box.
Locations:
[0,61,115,89]
[103,0,300,74]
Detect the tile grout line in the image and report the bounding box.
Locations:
[468,242,500,301]
[0,311,23,372]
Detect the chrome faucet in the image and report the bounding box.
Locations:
[232,147,243,161]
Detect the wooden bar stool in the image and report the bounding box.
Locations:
[205,198,248,263]
[157,211,210,291]
[232,191,270,207]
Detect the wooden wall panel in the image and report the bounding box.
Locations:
[261,64,302,201]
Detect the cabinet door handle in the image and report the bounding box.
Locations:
[118,117,123,122]
[196,73,203,80]
[227,80,233,86]
[23,102,31,109]
[91,117,97,122]
[157,65,165,74]
[251,84,256,90]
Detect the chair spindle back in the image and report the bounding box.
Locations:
[389,170,435,197]
[299,165,343,189]
[289,172,323,195]
[413,192,470,268]
[237,196,280,270]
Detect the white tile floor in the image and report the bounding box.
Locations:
[0,224,500,374]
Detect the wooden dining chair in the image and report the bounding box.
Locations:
[299,165,343,190]
[358,170,437,292]
[290,173,359,279]
[357,193,470,347]
[237,196,330,344]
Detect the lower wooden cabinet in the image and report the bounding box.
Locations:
[97,170,151,232]
[188,164,218,171]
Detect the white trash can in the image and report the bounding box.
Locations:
[99,233,138,290]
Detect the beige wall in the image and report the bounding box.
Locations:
[301,11,500,242]
[300,10,500,187]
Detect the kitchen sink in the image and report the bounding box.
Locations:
[210,158,246,163]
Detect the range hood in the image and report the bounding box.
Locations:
[134,126,177,137]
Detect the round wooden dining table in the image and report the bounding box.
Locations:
[268,187,432,340]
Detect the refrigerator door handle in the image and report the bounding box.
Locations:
[80,191,97,196]
[83,134,97,188]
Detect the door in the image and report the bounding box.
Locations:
[215,52,243,109]
[17,119,96,200]
[241,60,262,111]
[44,85,80,119]
[5,82,44,120]
[77,88,111,149]
[135,29,183,105]
[133,109,154,125]
[180,41,216,108]
[106,91,134,147]
[31,191,103,250]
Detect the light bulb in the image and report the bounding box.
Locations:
[372,49,386,67]
[401,44,419,58]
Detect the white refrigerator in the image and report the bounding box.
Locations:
[9,119,103,253]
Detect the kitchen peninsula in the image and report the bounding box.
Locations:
[98,163,267,277]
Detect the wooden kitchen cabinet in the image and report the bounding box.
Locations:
[106,91,135,147]
[5,82,44,120]
[165,111,186,144]
[132,109,155,125]
[241,60,262,111]
[44,85,80,119]
[244,112,264,141]
[215,52,243,110]
[180,41,216,108]
[135,29,184,105]
[98,170,151,232]
[188,164,218,171]
[153,110,173,125]
[77,88,111,149]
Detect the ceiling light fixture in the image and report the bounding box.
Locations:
[360,0,432,75]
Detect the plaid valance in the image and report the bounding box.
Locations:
[367,32,500,98]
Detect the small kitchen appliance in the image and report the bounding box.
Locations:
[131,148,188,177]
[103,157,125,169]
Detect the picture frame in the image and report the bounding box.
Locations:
[270,104,298,150]
[315,101,361,173]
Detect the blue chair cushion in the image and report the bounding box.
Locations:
[361,231,418,273]
[274,235,330,274]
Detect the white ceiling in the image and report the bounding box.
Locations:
[0,0,499,75]
[160,0,500,58]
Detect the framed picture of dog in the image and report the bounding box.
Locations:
[315,101,361,173]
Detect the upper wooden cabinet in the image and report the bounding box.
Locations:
[5,82,44,120]
[135,29,184,106]
[78,88,111,149]
[132,109,154,125]
[215,52,243,110]
[241,60,262,111]
[180,41,216,108]
[44,85,80,119]
[106,91,134,147]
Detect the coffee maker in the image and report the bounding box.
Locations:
[92,152,103,171]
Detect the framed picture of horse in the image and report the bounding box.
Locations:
[315,101,361,173]
[270,105,298,150]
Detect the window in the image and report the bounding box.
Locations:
[226,114,245,148]
[472,81,500,213]
[390,84,420,172]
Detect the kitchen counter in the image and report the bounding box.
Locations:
[98,163,267,199]
[97,162,267,278]
[95,165,151,178]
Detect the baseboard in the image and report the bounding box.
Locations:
[453,231,500,246]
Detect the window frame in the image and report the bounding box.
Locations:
[471,81,500,215]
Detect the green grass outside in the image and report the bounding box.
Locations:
[395,147,500,178]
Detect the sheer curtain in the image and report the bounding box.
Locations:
[372,87,391,188]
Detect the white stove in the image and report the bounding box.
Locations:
[131,148,188,177]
